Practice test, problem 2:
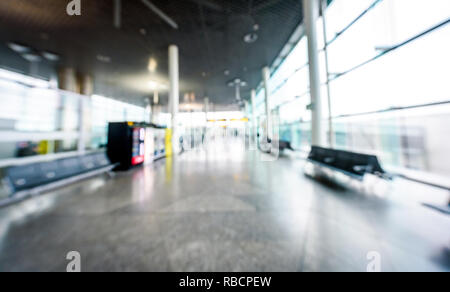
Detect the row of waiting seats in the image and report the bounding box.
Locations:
[307,146,388,180]
[261,141,449,214]
[2,152,116,202]
[306,146,450,215]
[260,136,387,180]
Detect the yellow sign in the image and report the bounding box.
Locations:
[165,128,173,157]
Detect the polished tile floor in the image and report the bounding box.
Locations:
[0,139,449,272]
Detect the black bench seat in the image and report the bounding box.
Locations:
[278,140,294,152]
[307,146,388,180]
[259,138,294,153]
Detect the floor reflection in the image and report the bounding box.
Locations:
[0,138,449,272]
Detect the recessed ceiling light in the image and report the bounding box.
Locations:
[97,55,111,63]
[243,33,258,44]
[7,42,31,53]
[42,51,60,62]
[22,53,42,62]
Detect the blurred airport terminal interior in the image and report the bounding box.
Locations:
[0,0,449,272]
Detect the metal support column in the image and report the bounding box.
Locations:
[204,97,209,121]
[57,68,78,153]
[262,67,272,141]
[321,0,334,147]
[251,89,258,144]
[304,0,325,146]
[235,84,241,101]
[168,45,179,154]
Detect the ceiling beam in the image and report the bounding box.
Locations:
[113,0,121,29]
[141,0,179,29]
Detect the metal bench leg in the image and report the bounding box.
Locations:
[349,177,364,193]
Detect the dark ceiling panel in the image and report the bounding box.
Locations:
[0,0,303,106]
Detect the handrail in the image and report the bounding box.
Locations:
[275,99,450,127]
[329,19,450,82]
[332,100,450,119]
[0,131,80,143]
[326,0,384,46]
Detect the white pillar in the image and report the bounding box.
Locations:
[169,45,179,152]
[304,0,324,146]
[204,97,209,121]
[77,97,88,154]
[78,74,93,154]
[57,68,78,152]
[145,98,152,124]
[262,67,272,140]
[251,89,257,142]
[153,90,159,105]
[152,105,161,124]
[321,0,334,147]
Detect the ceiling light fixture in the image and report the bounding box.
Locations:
[227,78,247,88]
[97,55,111,63]
[42,51,60,62]
[7,42,31,54]
[22,53,42,62]
[227,78,247,101]
[243,33,258,44]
